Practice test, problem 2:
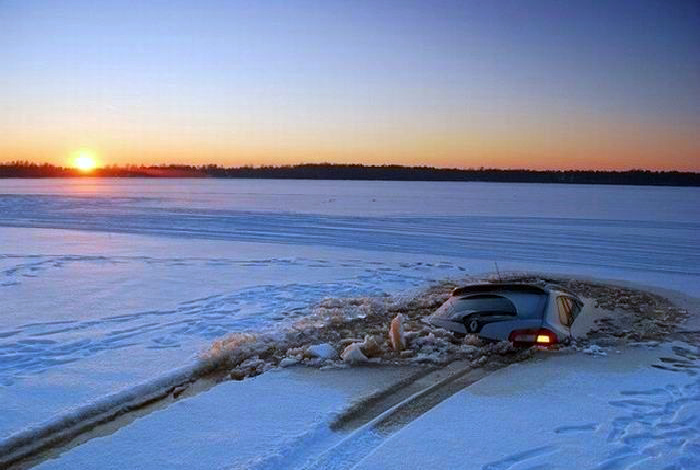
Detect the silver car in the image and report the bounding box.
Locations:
[428,283,583,346]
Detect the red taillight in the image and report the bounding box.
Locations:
[508,328,558,346]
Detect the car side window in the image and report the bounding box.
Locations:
[557,296,573,326]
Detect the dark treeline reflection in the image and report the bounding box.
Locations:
[2,161,698,186]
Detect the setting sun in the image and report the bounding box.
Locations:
[72,150,99,172]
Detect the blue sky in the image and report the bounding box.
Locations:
[1,0,699,169]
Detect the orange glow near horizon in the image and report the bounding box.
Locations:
[1,136,697,172]
[2,110,697,172]
[2,118,699,172]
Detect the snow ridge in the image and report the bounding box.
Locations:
[0,362,212,467]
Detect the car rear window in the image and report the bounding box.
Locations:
[453,295,517,315]
[453,292,547,319]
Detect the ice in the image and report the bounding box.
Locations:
[341,343,368,364]
[0,179,695,222]
[1,179,699,458]
[389,313,406,352]
[1,181,698,278]
[279,357,299,368]
[582,344,608,356]
[307,343,339,360]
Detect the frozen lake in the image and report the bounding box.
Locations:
[1,178,699,443]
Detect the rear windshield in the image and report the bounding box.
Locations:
[453,295,517,314]
[454,292,546,319]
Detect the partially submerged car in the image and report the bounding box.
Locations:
[428,283,583,346]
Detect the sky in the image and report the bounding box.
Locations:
[1,0,699,170]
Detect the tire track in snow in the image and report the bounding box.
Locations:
[246,362,503,470]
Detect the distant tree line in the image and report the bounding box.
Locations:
[1,161,698,186]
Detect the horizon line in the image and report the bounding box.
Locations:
[2,161,699,174]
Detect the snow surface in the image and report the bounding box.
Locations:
[353,343,700,470]
[29,344,700,470]
[0,228,473,439]
[1,178,699,460]
[33,367,418,470]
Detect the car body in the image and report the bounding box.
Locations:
[428,283,583,346]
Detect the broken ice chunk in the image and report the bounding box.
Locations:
[341,343,369,364]
[389,313,406,352]
[307,343,338,360]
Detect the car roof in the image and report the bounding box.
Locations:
[451,283,547,297]
[451,282,581,301]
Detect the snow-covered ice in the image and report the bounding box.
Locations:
[31,367,420,470]
[0,226,476,439]
[1,178,699,466]
[352,343,700,470]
